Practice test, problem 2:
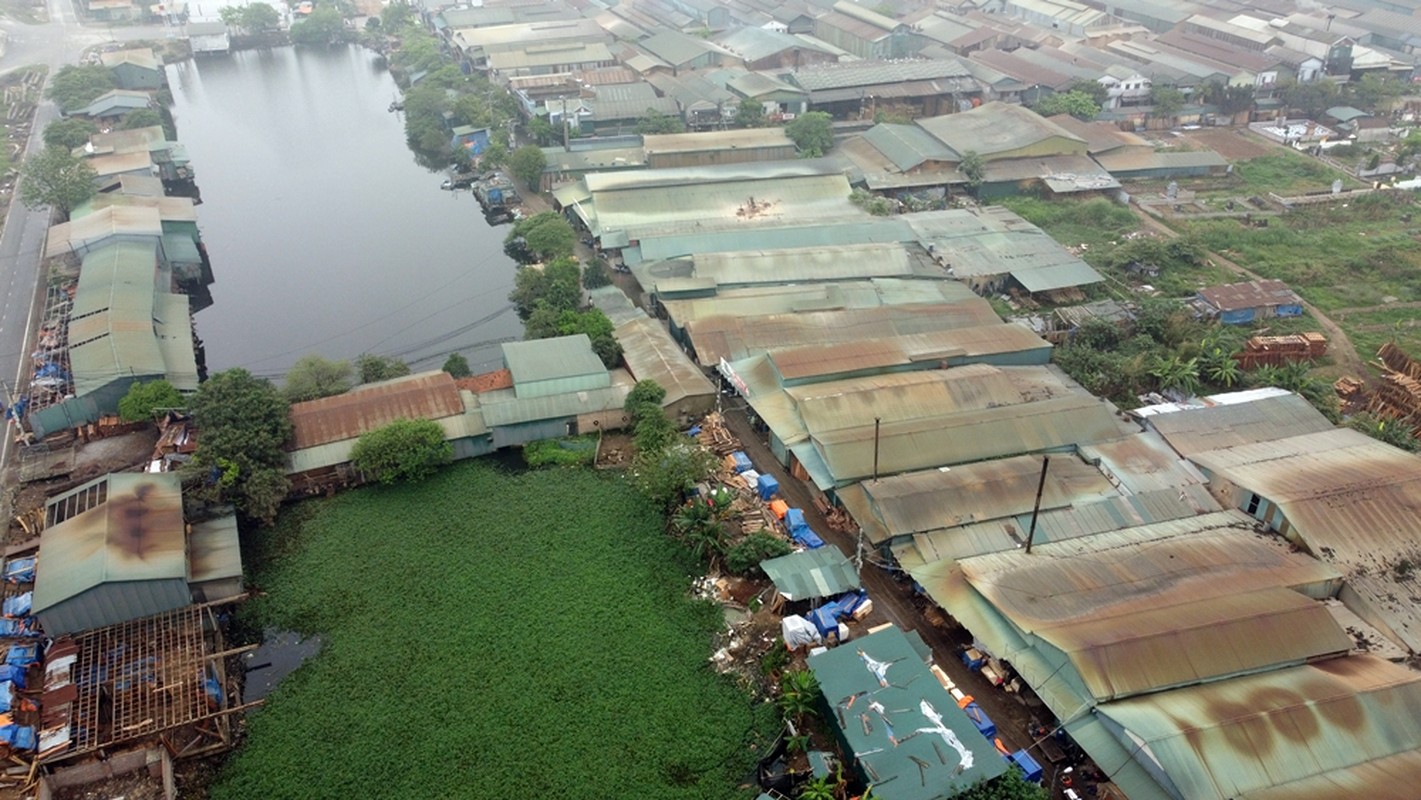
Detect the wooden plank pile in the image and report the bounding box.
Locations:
[1235,332,1327,369]
[1368,344,1421,437]
[696,412,740,456]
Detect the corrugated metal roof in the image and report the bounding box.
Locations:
[287,371,465,450]
[187,513,242,585]
[859,123,960,171]
[713,26,832,62]
[1093,147,1230,173]
[34,473,187,612]
[1237,749,1421,800]
[502,334,607,385]
[46,205,163,258]
[789,58,973,92]
[1144,391,1334,457]
[1047,114,1151,155]
[612,315,715,409]
[100,48,160,70]
[85,150,154,178]
[844,453,1117,544]
[690,302,1003,364]
[642,128,794,155]
[1190,428,1421,650]
[590,171,855,241]
[77,194,198,222]
[456,369,514,393]
[287,399,488,475]
[487,41,614,71]
[1079,432,1207,494]
[808,627,1007,800]
[638,243,932,292]
[661,278,975,325]
[637,29,723,66]
[904,207,1098,286]
[1198,279,1302,312]
[916,101,1086,158]
[761,547,860,600]
[477,380,631,427]
[630,216,916,264]
[1097,656,1421,800]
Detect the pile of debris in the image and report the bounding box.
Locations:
[1368,344,1421,437]
[696,412,740,456]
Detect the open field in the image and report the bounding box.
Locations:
[214,460,776,800]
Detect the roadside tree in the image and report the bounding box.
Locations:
[187,368,293,523]
[284,354,353,401]
[507,144,547,191]
[42,118,97,150]
[441,352,471,378]
[785,111,833,157]
[630,439,716,510]
[118,379,185,422]
[45,64,114,113]
[19,146,97,217]
[356,354,411,384]
[735,98,766,128]
[351,418,453,484]
[504,212,575,265]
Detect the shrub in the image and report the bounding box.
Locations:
[118,379,184,422]
[351,418,453,484]
[725,529,793,575]
[524,436,598,467]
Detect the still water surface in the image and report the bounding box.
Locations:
[166,46,520,379]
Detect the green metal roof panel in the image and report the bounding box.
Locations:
[760,547,860,600]
[34,473,187,615]
[160,232,201,263]
[502,334,607,385]
[187,513,242,584]
[631,218,916,264]
[861,123,959,171]
[477,384,629,427]
[154,293,199,392]
[808,627,1006,800]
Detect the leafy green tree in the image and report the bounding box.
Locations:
[785,111,833,157]
[118,379,185,422]
[356,354,411,384]
[1279,78,1339,118]
[528,116,557,147]
[291,6,346,45]
[284,354,353,401]
[1200,80,1255,116]
[43,118,97,150]
[957,768,1049,800]
[119,108,163,130]
[379,0,414,30]
[442,352,471,378]
[1150,84,1187,118]
[672,499,727,560]
[1066,78,1108,106]
[46,64,115,112]
[510,255,582,323]
[582,258,612,289]
[634,403,677,454]
[18,146,97,217]
[630,440,716,510]
[1032,89,1100,121]
[188,368,293,523]
[960,150,985,193]
[239,2,280,32]
[635,109,685,134]
[505,213,576,265]
[735,98,765,128]
[724,529,793,575]
[1150,354,1202,395]
[625,379,667,421]
[351,418,453,484]
[507,144,547,191]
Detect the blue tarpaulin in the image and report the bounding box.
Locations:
[0,618,37,638]
[5,644,37,667]
[731,451,753,473]
[3,592,32,618]
[3,557,34,584]
[962,701,996,738]
[836,589,868,618]
[785,508,807,533]
[0,681,14,713]
[1011,749,1043,783]
[793,528,825,548]
[0,666,24,689]
[756,474,779,500]
[808,604,840,637]
[0,725,35,751]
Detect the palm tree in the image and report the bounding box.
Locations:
[779,668,820,723]
[1204,355,1241,388]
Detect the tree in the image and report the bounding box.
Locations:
[379,0,414,30]
[635,109,685,135]
[442,352,471,378]
[785,111,833,157]
[1150,85,1187,119]
[356,354,411,384]
[735,98,766,128]
[42,118,97,150]
[625,379,667,421]
[46,64,115,113]
[1032,89,1100,121]
[724,529,793,575]
[1200,80,1255,116]
[507,144,547,192]
[546,308,620,368]
[1278,78,1339,119]
[350,418,453,484]
[238,2,280,32]
[1066,78,1108,106]
[797,777,835,800]
[188,368,293,523]
[19,146,97,217]
[1149,354,1201,396]
[119,108,163,130]
[960,150,985,193]
[779,668,820,723]
[630,440,716,510]
[118,379,185,422]
[957,769,1050,800]
[582,258,612,290]
[504,212,576,265]
[283,354,353,401]
[291,6,346,45]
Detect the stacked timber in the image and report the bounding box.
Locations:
[1235,333,1327,369]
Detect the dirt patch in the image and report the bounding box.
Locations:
[594,432,634,468]
[1177,128,1279,161]
[53,772,168,800]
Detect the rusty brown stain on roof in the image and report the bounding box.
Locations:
[1198,279,1301,312]
[456,369,514,394]
[289,372,463,450]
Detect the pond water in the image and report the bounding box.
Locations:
[166,46,522,380]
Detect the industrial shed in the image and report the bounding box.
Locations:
[587,286,716,422]
[659,277,975,334]
[34,474,192,636]
[905,207,1105,295]
[1138,388,1336,458]
[187,514,243,602]
[1189,427,1421,653]
[633,243,943,298]
[477,335,633,445]
[1196,279,1304,324]
[809,626,1006,799]
[916,102,1087,161]
[641,128,796,169]
[906,510,1386,800]
[761,547,859,602]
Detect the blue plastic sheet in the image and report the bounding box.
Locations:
[0,681,13,713]
[962,701,997,738]
[5,644,38,667]
[0,618,36,638]
[3,592,32,618]
[0,665,25,689]
[3,557,34,584]
[808,604,840,637]
[793,528,824,549]
[785,508,807,533]
[731,451,753,473]
[756,474,779,501]
[836,590,868,618]
[1011,749,1043,783]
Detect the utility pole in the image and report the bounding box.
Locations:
[871,416,881,482]
[1025,456,1050,554]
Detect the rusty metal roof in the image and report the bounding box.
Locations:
[1145,391,1334,457]
[1189,427,1421,651]
[1238,749,1421,800]
[1079,432,1208,494]
[844,453,1117,544]
[1197,279,1302,312]
[288,372,465,450]
[1097,656,1421,800]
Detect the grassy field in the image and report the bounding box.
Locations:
[214,460,776,800]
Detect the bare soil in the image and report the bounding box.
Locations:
[1177,127,1279,161]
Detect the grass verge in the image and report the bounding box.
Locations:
[215,459,776,800]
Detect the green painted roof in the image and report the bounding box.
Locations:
[34,473,187,614]
[69,241,197,396]
[760,547,860,600]
[861,123,959,171]
[502,334,608,386]
[808,626,1006,800]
